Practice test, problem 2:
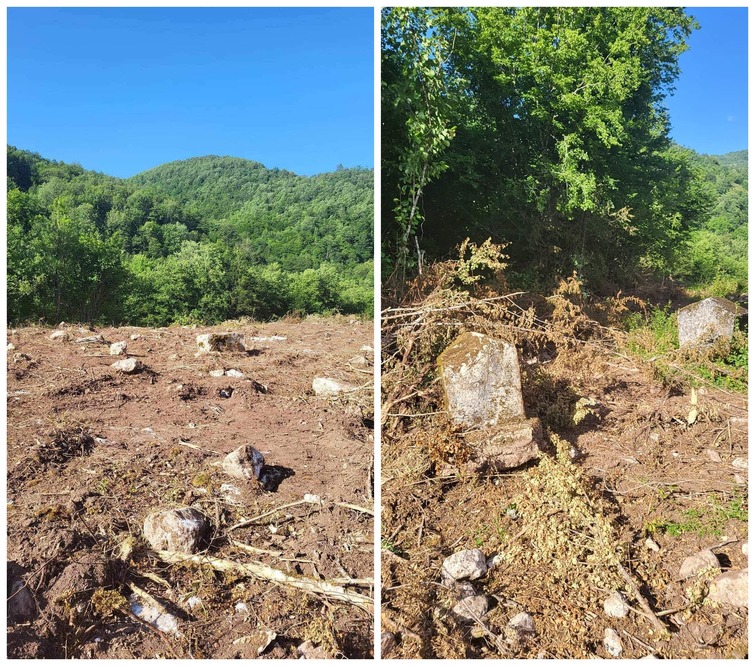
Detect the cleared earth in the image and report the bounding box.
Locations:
[7,317,374,658]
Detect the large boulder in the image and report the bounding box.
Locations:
[438,332,525,427]
[677,297,744,348]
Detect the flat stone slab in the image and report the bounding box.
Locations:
[438,332,524,428]
[465,418,541,471]
[677,297,743,348]
[196,332,246,353]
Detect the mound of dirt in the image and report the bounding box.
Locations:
[7,317,374,658]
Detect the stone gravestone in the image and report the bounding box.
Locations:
[677,297,743,348]
[438,332,540,471]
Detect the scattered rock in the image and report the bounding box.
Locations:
[220,483,243,506]
[109,341,128,356]
[225,369,244,378]
[129,333,142,340]
[437,332,525,427]
[111,358,144,374]
[645,537,661,552]
[731,457,747,470]
[297,639,332,659]
[349,354,371,368]
[707,569,748,608]
[603,627,623,657]
[209,369,225,377]
[734,474,746,485]
[222,445,265,482]
[75,334,105,344]
[8,578,36,624]
[508,611,536,635]
[312,377,354,396]
[679,549,720,579]
[129,592,180,636]
[218,387,234,399]
[603,591,630,618]
[7,342,16,351]
[143,507,211,554]
[441,549,488,581]
[360,344,374,354]
[381,631,397,657]
[742,542,748,556]
[196,332,246,353]
[451,594,489,623]
[49,330,69,342]
[167,353,179,361]
[705,449,722,463]
[677,297,743,348]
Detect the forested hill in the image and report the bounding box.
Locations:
[7,146,373,326]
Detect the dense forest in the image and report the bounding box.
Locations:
[7,147,373,325]
[382,7,747,296]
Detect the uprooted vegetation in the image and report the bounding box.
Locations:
[381,241,747,659]
[7,317,374,658]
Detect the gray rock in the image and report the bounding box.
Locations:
[707,569,748,608]
[8,579,36,623]
[7,342,15,351]
[143,507,211,554]
[441,549,488,581]
[349,354,371,368]
[297,639,332,659]
[312,377,354,396]
[222,445,265,482]
[209,369,225,377]
[49,330,69,342]
[196,332,246,353]
[381,631,397,657]
[603,627,623,657]
[705,449,722,462]
[109,341,128,356]
[645,537,661,552]
[75,334,105,344]
[677,297,743,348]
[129,592,180,635]
[742,542,748,556]
[508,611,536,635]
[464,419,540,471]
[111,358,143,374]
[679,549,720,579]
[225,368,244,378]
[451,595,489,623]
[731,457,747,470]
[603,591,630,618]
[438,332,525,427]
[130,334,142,340]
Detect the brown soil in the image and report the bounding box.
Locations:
[7,317,374,659]
[381,309,747,659]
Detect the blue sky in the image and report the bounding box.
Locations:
[7,7,374,178]
[665,7,748,155]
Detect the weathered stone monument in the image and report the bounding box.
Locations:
[438,332,540,471]
[677,297,744,348]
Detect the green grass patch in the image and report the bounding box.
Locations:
[645,492,748,538]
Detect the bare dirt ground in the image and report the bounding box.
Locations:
[380,282,747,659]
[7,317,374,659]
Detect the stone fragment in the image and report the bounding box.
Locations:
[360,345,374,354]
[464,419,540,471]
[731,457,747,470]
[209,369,225,377]
[603,591,630,618]
[7,343,15,351]
[196,332,246,353]
[707,569,748,608]
[75,334,105,344]
[645,537,661,552]
[441,549,488,581]
[742,542,748,556]
[223,445,265,482]
[603,627,623,657]
[677,297,743,348]
[50,330,69,342]
[129,592,180,635]
[349,354,371,368]
[109,341,128,356]
[143,507,211,554]
[297,639,332,659]
[111,358,143,374]
[381,631,397,657]
[438,332,525,427]
[508,611,536,635]
[679,549,720,579]
[130,334,142,340]
[705,449,722,462]
[7,579,36,624]
[225,368,244,378]
[312,377,354,396]
[451,595,489,623]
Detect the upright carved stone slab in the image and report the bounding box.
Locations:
[677,297,742,348]
[438,332,525,428]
